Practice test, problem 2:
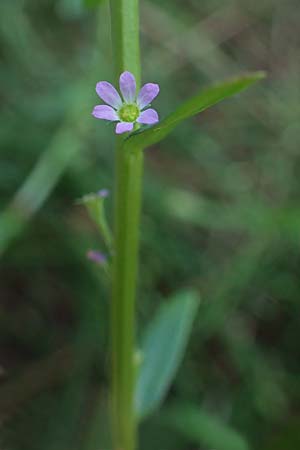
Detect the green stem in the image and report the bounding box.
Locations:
[112,145,143,450]
[110,0,140,86]
[109,0,142,449]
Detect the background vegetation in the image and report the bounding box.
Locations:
[1,0,300,449]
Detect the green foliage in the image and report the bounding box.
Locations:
[164,404,249,450]
[78,191,113,252]
[135,290,199,419]
[126,72,265,150]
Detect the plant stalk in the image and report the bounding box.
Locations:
[109,0,142,449]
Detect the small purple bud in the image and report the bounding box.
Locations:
[86,250,107,265]
[98,189,109,198]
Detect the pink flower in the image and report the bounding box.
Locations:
[92,71,159,134]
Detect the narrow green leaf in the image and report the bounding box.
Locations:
[135,289,199,420]
[126,71,266,150]
[165,404,250,450]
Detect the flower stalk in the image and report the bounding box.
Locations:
[109,0,142,448]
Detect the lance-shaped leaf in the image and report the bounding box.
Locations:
[125,71,266,150]
[135,289,199,420]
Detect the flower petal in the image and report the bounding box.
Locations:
[92,105,119,121]
[97,189,109,198]
[87,250,107,265]
[137,108,159,124]
[115,122,134,134]
[96,81,122,109]
[137,83,159,109]
[119,71,136,103]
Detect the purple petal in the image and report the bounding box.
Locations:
[115,122,134,134]
[96,81,122,109]
[137,108,159,124]
[119,71,136,103]
[97,189,109,198]
[137,83,159,109]
[92,105,119,121]
[86,250,107,265]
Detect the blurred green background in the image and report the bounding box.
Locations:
[1,0,300,449]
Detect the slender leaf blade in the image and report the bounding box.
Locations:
[135,289,199,420]
[164,404,250,450]
[126,71,266,150]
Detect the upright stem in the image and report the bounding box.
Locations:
[110,0,140,86]
[109,0,142,449]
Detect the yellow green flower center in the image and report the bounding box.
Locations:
[118,103,139,122]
